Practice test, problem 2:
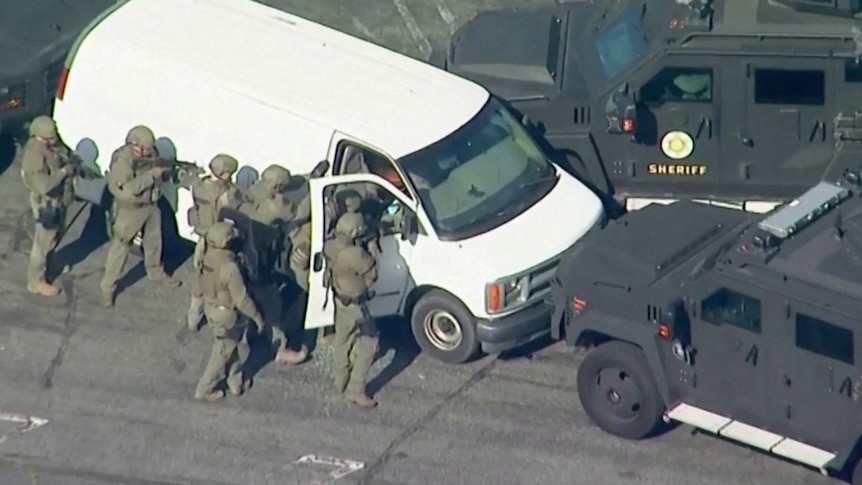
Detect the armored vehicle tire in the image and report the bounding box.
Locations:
[577,341,664,440]
[410,290,480,364]
[852,458,862,485]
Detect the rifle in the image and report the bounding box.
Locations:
[134,157,205,182]
[60,152,103,180]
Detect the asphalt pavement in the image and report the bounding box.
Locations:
[0,0,847,484]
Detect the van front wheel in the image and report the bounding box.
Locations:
[410,290,480,364]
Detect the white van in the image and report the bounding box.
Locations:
[51,0,605,364]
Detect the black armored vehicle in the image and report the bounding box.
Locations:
[441,0,862,213]
[0,0,115,136]
[549,174,862,482]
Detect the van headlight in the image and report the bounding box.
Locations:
[485,275,529,314]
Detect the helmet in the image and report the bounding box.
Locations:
[29,116,57,139]
[335,212,367,240]
[260,165,291,185]
[209,154,239,177]
[125,125,155,149]
[205,221,238,248]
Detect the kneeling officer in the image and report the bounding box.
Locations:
[325,212,379,409]
[195,221,266,402]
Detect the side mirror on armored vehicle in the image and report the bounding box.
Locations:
[400,210,418,244]
[658,298,690,342]
[605,87,638,139]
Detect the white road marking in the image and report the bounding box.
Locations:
[392,0,432,55]
[0,412,49,444]
[295,454,365,483]
[352,18,380,42]
[431,0,457,33]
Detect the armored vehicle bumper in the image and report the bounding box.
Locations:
[476,300,552,353]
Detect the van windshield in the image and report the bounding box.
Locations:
[398,98,558,241]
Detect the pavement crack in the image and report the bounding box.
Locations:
[39,277,78,390]
[356,357,498,485]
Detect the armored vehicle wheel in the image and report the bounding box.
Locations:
[852,458,862,485]
[577,341,664,440]
[410,289,480,364]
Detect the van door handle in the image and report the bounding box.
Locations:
[781,372,791,387]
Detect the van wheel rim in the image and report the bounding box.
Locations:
[423,310,462,351]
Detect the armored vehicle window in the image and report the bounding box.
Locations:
[640,67,713,104]
[795,313,854,365]
[593,8,648,81]
[701,288,762,333]
[754,69,824,106]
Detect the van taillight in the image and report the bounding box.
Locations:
[56,67,69,101]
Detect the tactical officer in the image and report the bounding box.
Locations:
[242,164,307,365]
[324,211,379,409]
[20,115,75,296]
[195,221,266,401]
[100,125,181,306]
[287,160,331,311]
[183,154,244,330]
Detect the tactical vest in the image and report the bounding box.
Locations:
[198,250,237,308]
[20,139,71,206]
[189,177,228,235]
[327,242,374,300]
[108,146,159,207]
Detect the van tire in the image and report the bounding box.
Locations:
[410,290,480,364]
[577,341,664,440]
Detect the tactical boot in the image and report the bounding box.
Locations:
[228,381,251,397]
[275,348,307,365]
[27,280,61,297]
[346,392,378,409]
[194,390,225,402]
[149,272,182,288]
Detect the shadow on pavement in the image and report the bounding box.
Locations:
[367,317,421,396]
[497,334,558,361]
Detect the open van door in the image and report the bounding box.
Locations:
[305,173,417,329]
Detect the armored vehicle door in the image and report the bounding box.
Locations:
[599,55,721,197]
[685,282,770,418]
[722,58,834,195]
[769,302,858,455]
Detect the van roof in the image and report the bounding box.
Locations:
[82,0,490,160]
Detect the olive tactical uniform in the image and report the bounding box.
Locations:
[195,222,266,402]
[20,116,74,296]
[184,154,243,330]
[242,165,307,365]
[100,125,180,306]
[324,211,379,408]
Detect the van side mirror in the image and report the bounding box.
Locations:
[400,211,418,244]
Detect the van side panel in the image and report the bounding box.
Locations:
[54,29,333,239]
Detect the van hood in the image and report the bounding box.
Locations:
[455,170,604,279]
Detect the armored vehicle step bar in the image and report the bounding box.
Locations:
[666,402,837,474]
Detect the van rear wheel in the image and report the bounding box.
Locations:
[410,290,480,364]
